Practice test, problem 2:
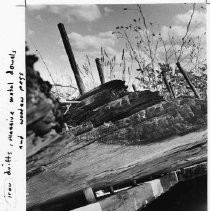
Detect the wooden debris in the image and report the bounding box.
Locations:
[26,100,207,209]
[64,80,128,126]
[26,49,207,211]
[27,97,207,173]
[65,89,164,127]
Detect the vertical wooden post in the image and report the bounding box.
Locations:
[161,71,174,99]
[57,23,85,95]
[132,84,137,92]
[109,186,115,195]
[176,62,200,99]
[95,58,105,84]
[169,82,176,99]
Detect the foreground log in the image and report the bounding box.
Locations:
[27,98,206,171]
[27,130,206,210]
[26,97,207,209]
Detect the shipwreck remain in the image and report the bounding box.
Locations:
[26,24,207,211]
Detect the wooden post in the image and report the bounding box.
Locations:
[176,62,200,99]
[57,23,85,95]
[132,84,137,92]
[161,71,174,98]
[95,58,105,84]
[109,186,115,195]
[169,82,176,99]
[83,187,96,203]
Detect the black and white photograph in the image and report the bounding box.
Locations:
[10,1,210,211]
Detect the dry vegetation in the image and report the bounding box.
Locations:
[51,4,206,101]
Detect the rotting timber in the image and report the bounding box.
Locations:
[26,24,207,210]
[26,52,207,211]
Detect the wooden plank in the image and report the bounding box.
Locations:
[58,23,86,95]
[84,90,163,127]
[71,162,206,211]
[26,129,207,209]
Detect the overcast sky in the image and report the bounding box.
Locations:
[26,3,206,96]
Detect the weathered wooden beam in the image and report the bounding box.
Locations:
[67,90,163,127]
[26,128,207,209]
[176,62,200,99]
[95,58,105,84]
[64,80,128,126]
[76,80,127,102]
[58,23,86,95]
[27,98,207,172]
[26,98,207,209]
[26,98,207,207]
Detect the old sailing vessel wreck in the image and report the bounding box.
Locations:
[26,24,207,211]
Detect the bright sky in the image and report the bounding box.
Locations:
[26,3,206,97]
